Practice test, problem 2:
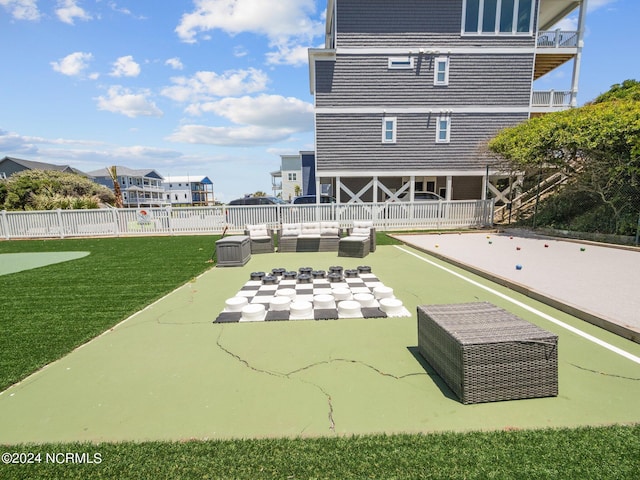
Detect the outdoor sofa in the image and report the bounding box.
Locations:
[277,222,344,252]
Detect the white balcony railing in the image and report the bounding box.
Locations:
[531,90,573,108]
[537,30,579,48]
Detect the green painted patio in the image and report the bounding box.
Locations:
[1,244,639,444]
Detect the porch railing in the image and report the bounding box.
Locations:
[537,30,579,48]
[531,90,573,108]
[0,200,494,239]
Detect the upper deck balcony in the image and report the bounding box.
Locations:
[534,30,579,79]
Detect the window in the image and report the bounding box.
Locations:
[0,172,6,180]
[434,57,449,86]
[388,57,414,69]
[382,117,397,143]
[288,173,297,181]
[436,117,451,143]
[463,0,533,34]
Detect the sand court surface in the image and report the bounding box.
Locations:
[394,231,640,341]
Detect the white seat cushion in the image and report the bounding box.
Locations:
[247,224,269,238]
[301,223,321,235]
[281,223,301,236]
[353,220,373,229]
[351,227,371,237]
[320,221,340,236]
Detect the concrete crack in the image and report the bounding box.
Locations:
[286,358,429,380]
[569,363,640,381]
[214,328,428,433]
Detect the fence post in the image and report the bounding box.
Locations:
[636,212,640,246]
[1,210,9,239]
[112,208,120,237]
[56,209,65,238]
[167,206,173,236]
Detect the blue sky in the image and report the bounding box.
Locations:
[0,0,637,202]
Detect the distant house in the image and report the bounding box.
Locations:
[0,156,89,179]
[88,166,167,208]
[162,175,215,206]
[271,151,318,201]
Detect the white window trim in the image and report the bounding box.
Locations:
[382,117,397,144]
[434,56,450,86]
[436,116,451,143]
[461,0,535,36]
[388,57,414,70]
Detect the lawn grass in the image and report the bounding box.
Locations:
[1,425,638,479]
[0,236,217,391]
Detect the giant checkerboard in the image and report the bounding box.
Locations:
[214,266,410,323]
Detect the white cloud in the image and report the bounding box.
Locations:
[110,55,141,77]
[107,1,145,19]
[165,57,184,70]
[588,0,617,12]
[50,51,94,77]
[56,0,92,25]
[166,124,297,147]
[161,68,269,103]
[0,0,40,20]
[174,0,322,65]
[167,94,313,147]
[189,94,314,130]
[96,86,163,118]
[266,41,313,67]
[233,45,248,58]
[176,0,321,42]
[113,145,181,159]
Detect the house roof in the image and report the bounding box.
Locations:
[87,166,164,180]
[162,175,213,185]
[0,156,90,177]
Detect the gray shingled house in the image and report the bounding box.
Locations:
[308,0,588,203]
[0,156,89,179]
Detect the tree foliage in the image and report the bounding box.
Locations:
[591,79,640,104]
[0,170,115,211]
[488,79,640,235]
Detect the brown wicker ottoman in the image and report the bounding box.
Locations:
[338,236,370,258]
[417,302,558,404]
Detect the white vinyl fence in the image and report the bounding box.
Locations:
[0,200,494,239]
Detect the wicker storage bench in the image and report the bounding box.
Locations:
[338,236,370,258]
[417,302,558,404]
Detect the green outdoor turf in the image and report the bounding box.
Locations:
[1,425,638,479]
[1,235,639,479]
[0,236,217,391]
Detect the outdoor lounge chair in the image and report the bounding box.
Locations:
[244,224,275,254]
[347,220,376,252]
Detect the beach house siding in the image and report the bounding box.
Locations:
[312,0,546,201]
